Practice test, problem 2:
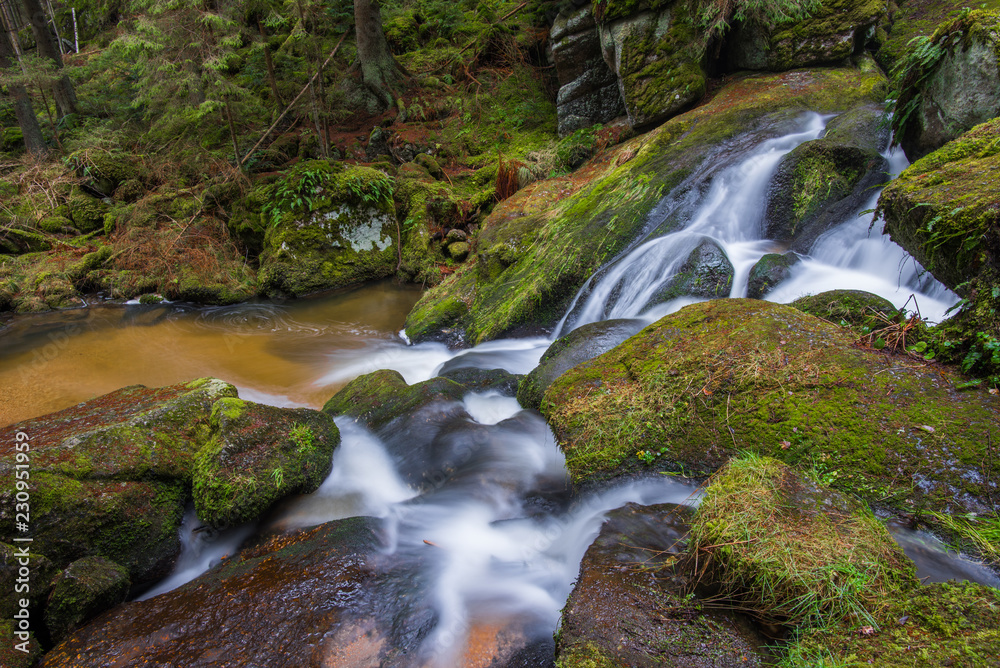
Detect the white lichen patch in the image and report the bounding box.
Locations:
[316,205,393,252]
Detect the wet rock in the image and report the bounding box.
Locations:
[790,289,898,329]
[550,6,625,136]
[45,556,130,645]
[0,378,235,583]
[193,398,339,529]
[323,369,468,434]
[894,9,1000,161]
[653,238,734,302]
[518,318,645,410]
[747,252,800,299]
[38,518,400,668]
[690,455,915,625]
[0,621,42,668]
[438,367,521,396]
[541,299,1000,515]
[557,501,766,667]
[765,106,889,251]
[727,0,886,71]
[259,161,399,298]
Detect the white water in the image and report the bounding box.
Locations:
[555,113,958,337]
[140,115,974,659]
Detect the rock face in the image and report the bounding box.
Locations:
[550,6,626,136]
[518,318,645,410]
[594,0,707,129]
[44,557,130,645]
[894,10,1000,161]
[556,502,766,667]
[259,161,399,298]
[727,0,887,71]
[404,68,888,344]
[764,103,889,251]
[877,117,1000,340]
[541,299,1000,516]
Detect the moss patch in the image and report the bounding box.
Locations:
[690,454,914,626]
[541,299,1000,515]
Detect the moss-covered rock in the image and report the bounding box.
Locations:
[38,216,76,234]
[541,299,1000,515]
[66,187,109,234]
[518,318,645,410]
[556,501,765,667]
[892,9,1000,161]
[764,107,889,250]
[0,620,42,667]
[653,237,734,302]
[877,117,1000,350]
[67,150,141,196]
[323,368,467,434]
[690,455,914,626]
[728,0,888,71]
[0,227,52,255]
[258,161,399,297]
[596,0,706,129]
[192,399,339,529]
[790,288,899,329]
[405,68,888,344]
[0,378,236,582]
[747,252,800,299]
[45,556,130,645]
[0,543,58,618]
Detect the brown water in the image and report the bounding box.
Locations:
[0,281,423,427]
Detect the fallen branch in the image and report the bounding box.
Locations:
[237,31,349,171]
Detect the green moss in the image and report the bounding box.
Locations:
[783,581,1000,666]
[690,454,914,627]
[45,556,131,644]
[555,641,619,668]
[790,289,899,330]
[192,400,339,529]
[542,299,1000,515]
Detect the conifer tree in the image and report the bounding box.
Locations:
[354,0,408,110]
[19,0,78,116]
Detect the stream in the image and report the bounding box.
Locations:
[3,113,994,663]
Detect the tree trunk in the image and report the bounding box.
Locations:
[257,20,282,108]
[19,0,77,116]
[354,0,408,110]
[0,23,48,156]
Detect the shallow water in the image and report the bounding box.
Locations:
[0,281,422,426]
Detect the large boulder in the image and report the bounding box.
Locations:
[193,398,339,529]
[556,502,766,667]
[405,68,888,344]
[0,378,237,583]
[764,104,889,251]
[550,6,626,136]
[892,9,1000,161]
[594,0,707,129]
[258,161,400,298]
[541,299,1000,517]
[877,117,1000,347]
[727,0,888,71]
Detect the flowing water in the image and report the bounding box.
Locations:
[3,114,990,662]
